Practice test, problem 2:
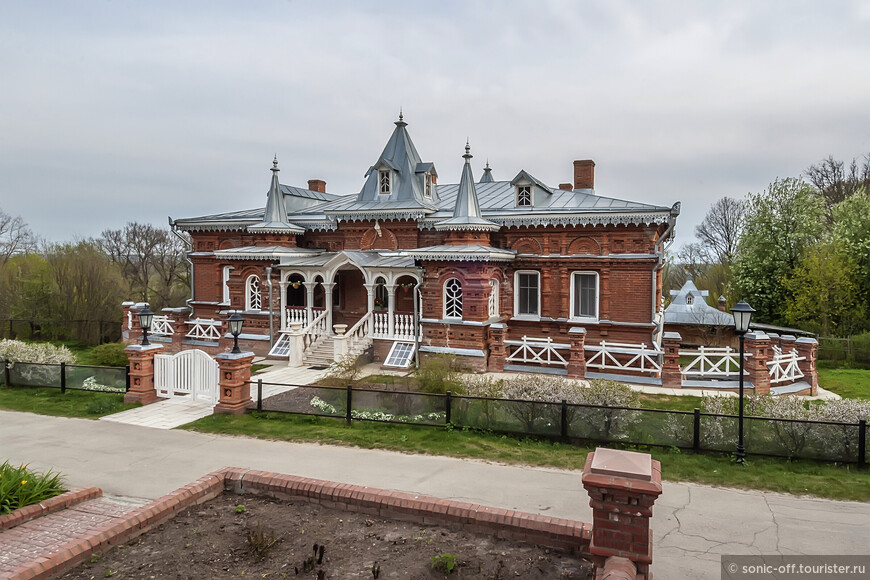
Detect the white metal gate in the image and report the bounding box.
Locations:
[154,349,219,404]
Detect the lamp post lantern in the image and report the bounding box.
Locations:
[228,312,244,354]
[731,300,755,464]
[137,307,154,346]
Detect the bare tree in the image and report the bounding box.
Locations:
[0,208,39,264]
[805,154,870,222]
[694,197,745,264]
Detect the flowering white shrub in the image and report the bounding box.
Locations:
[0,340,76,365]
[308,396,444,423]
[80,376,124,393]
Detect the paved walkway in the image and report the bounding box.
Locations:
[2,410,868,580]
[0,495,148,577]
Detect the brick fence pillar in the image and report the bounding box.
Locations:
[660,331,682,389]
[163,307,191,352]
[486,323,506,372]
[582,447,662,580]
[744,332,771,396]
[567,327,586,379]
[124,344,164,405]
[795,337,819,395]
[214,352,255,415]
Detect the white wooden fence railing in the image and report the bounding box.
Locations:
[505,336,570,367]
[585,340,662,375]
[679,346,747,378]
[372,312,417,341]
[301,309,329,355]
[768,346,805,384]
[285,307,308,329]
[149,315,174,336]
[185,318,222,341]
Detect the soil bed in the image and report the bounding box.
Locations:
[62,493,592,579]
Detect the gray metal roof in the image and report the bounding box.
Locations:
[479,161,494,183]
[392,244,517,262]
[664,280,735,326]
[279,250,416,269]
[247,158,305,233]
[212,245,323,261]
[435,144,499,232]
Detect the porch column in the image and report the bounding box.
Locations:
[322,282,335,332]
[386,284,397,338]
[278,280,288,330]
[364,283,376,312]
[303,282,317,326]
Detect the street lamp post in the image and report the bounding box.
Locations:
[137,307,154,346]
[731,300,755,464]
[228,312,244,354]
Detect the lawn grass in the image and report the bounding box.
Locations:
[818,367,870,400]
[0,385,138,418]
[183,412,870,502]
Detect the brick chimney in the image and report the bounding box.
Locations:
[308,179,326,193]
[573,160,595,190]
[558,183,573,191]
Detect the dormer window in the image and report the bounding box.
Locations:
[424,173,432,199]
[516,185,532,207]
[379,169,391,195]
[686,294,694,305]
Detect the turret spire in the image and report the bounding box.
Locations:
[434,142,499,232]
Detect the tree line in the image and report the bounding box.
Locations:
[667,154,870,337]
[0,213,190,343]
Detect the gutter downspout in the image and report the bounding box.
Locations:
[652,202,680,345]
[412,270,423,370]
[266,266,274,349]
[169,217,194,315]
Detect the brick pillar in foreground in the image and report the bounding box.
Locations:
[566,327,587,379]
[124,344,164,405]
[582,447,662,580]
[744,332,771,396]
[795,337,819,395]
[214,352,255,415]
[660,331,682,389]
[486,323,506,372]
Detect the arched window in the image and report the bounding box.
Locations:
[374,276,387,309]
[246,275,261,311]
[444,278,463,319]
[488,279,499,318]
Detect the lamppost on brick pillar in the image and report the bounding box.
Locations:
[124,307,163,405]
[566,327,586,379]
[730,300,755,464]
[214,312,254,415]
[581,447,663,580]
[660,331,682,389]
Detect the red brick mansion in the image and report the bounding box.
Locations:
[152,115,680,372]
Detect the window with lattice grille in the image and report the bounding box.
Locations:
[246,275,261,311]
[268,333,293,357]
[488,279,499,318]
[384,341,415,368]
[444,278,463,319]
[424,174,432,199]
[516,185,532,207]
[379,170,391,195]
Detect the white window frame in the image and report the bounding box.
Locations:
[222,265,233,305]
[516,184,532,207]
[569,271,599,322]
[443,277,463,320]
[245,274,262,311]
[513,270,540,319]
[378,169,391,195]
[488,279,499,318]
[424,173,432,199]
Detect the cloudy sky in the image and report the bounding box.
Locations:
[2,1,869,248]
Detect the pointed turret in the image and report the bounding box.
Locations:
[479,160,494,183]
[435,143,499,232]
[248,156,304,234]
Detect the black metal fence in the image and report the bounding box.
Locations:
[0,319,122,345]
[253,379,868,466]
[818,335,870,366]
[1,360,129,393]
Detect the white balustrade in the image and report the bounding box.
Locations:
[185,318,222,341]
[679,346,747,378]
[150,315,174,336]
[301,309,329,355]
[285,307,308,328]
[584,340,662,374]
[372,311,418,340]
[505,336,570,367]
[768,348,805,384]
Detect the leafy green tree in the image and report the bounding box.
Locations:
[785,243,865,336]
[734,178,826,324]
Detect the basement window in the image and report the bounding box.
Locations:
[384,341,416,368]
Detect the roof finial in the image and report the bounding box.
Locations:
[485,159,490,170]
[463,139,472,161]
[395,107,407,127]
[399,107,403,122]
[272,154,279,172]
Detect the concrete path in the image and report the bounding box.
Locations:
[2,410,867,580]
[99,398,215,429]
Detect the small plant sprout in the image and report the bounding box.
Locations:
[245,521,281,559]
[431,553,458,575]
[235,504,246,514]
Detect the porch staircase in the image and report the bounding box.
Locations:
[302,335,373,368]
